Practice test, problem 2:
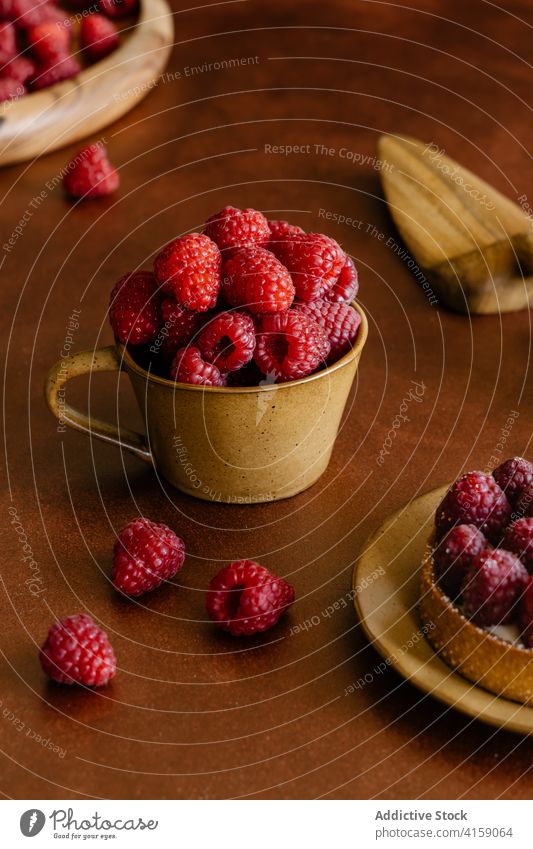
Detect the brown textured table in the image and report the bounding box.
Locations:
[1,0,532,800]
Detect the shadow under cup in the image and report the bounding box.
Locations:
[45,303,368,503]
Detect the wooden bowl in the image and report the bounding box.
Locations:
[0,0,173,166]
[420,538,533,706]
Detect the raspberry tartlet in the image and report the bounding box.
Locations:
[420,457,533,704]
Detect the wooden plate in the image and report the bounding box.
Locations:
[353,486,533,735]
[0,0,173,166]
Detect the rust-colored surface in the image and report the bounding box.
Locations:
[1,0,532,799]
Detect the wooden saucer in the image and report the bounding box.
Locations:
[353,486,533,734]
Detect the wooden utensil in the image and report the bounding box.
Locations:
[378,134,533,314]
[0,0,173,167]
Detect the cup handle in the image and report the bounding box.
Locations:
[44,345,152,463]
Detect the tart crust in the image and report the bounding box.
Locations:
[419,537,533,705]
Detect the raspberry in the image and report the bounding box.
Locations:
[81,13,118,61]
[435,471,511,543]
[206,560,295,636]
[267,219,304,252]
[156,297,205,358]
[222,247,295,314]
[502,518,533,573]
[26,20,71,64]
[274,232,345,301]
[516,484,533,518]
[493,457,533,505]
[30,54,81,90]
[112,517,185,597]
[294,299,361,363]
[63,142,119,198]
[433,524,487,599]
[170,345,226,386]
[154,233,221,312]
[0,21,16,67]
[197,310,255,372]
[0,75,24,102]
[99,0,138,17]
[1,55,36,84]
[520,577,533,648]
[254,309,330,381]
[462,548,528,626]
[40,614,116,687]
[109,271,160,345]
[205,206,270,256]
[7,0,58,29]
[326,256,359,303]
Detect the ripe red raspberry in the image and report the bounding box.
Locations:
[0,21,16,67]
[63,142,119,198]
[109,271,160,345]
[433,524,487,599]
[40,614,116,687]
[1,55,36,84]
[520,576,533,648]
[205,205,270,256]
[154,233,221,313]
[6,0,59,29]
[267,219,304,252]
[99,0,138,17]
[30,54,81,91]
[155,297,205,358]
[435,471,511,543]
[81,13,118,61]
[197,310,255,372]
[502,518,533,573]
[254,309,330,382]
[206,560,295,636]
[274,232,345,301]
[294,299,361,363]
[113,517,186,597]
[222,247,295,314]
[462,548,528,626]
[326,256,359,303]
[0,75,24,102]
[26,20,71,64]
[170,345,226,386]
[493,457,533,505]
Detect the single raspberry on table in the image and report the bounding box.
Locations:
[294,299,361,363]
[435,471,511,543]
[493,457,533,505]
[267,219,304,252]
[112,517,186,597]
[1,55,36,84]
[156,297,205,358]
[0,21,17,67]
[63,142,119,198]
[502,518,533,573]
[462,548,528,626]
[26,20,71,64]
[30,54,81,91]
[520,576,533,648]
[99,0,138,17]
[222,247,295,314]
[154,233,221,312]
[254,309,330,381]
[273,232,345,301]
[433,524,487,599]
[109,271,160,345]
[81,13,119,61]
[205,205,270,256]
[197,310,255,372]
[0,75,24,102]
[206,560,295,636]
[326,256,359,303]
[170,345,226,386]
[40,614,116,686]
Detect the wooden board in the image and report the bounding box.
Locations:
[353,486,533,735]
[0,0,173,166]
[378,134,533,314]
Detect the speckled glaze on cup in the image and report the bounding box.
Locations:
[45,303,368,503]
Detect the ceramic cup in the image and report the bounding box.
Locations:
[45,303,368,503]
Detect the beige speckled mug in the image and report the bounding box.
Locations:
[45,303,367,503]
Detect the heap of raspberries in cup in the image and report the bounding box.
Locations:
[433,456,533,644]
[108,206,361,385]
